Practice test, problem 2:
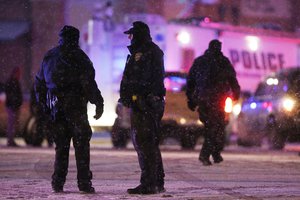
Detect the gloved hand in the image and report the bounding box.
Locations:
[94,104,104,120]
[187,100,197,111]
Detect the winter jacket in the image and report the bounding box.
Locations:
[186,49,240,105]
[35,44,103,118]
[120,40,166,107]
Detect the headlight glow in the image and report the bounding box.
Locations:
[250,102,257,109]
[179,118,187,124]
[282,97,295,112]
[233,104,241,116]
[266,78,278,85]
[197,119,203,125]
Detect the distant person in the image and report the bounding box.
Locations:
[5,67,23,147]
[119,21,166,194]
[186,40,240,166]
[34,25,104,193]
[93,1,114,31]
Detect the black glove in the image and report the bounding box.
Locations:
[187,100,196,111]
[94,104,104,120]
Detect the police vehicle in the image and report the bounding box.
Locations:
[111,71,235,149]
[235,67,300,149]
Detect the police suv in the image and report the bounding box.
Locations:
[235,67,300,149]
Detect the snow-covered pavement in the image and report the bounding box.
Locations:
[0,137,300,200]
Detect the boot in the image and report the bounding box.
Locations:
[213,154,223,164]
[52,184,63,193]
[7,140,19,147]
[127,184,157,194]
[156,185,166,193]
[79,186,95,194]
[199,156,212,166]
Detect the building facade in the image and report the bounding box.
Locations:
[0,0,300,94]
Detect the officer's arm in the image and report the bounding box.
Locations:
[34,61,48,112]
[186,60,198,101]
[226,60,241,100]
[79,52,104,107]
[119,55,133,107]
[150,49,166,97]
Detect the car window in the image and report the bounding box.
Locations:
[289,71,300,95]
[164,76,186,92]
[254,77,288,97]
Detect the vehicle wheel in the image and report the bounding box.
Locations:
[236,113,262,147]
[180,128,197,149]
[266,117,286,150]
[268,128,286,150]
[23,116,44,146]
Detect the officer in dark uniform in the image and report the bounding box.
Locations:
[186,39,240,166]
[119,21,166,194]
[34,25,104,193]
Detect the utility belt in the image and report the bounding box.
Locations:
[131,94,164,102]
[131,94,164,112]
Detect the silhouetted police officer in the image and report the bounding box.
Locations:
[186,39,240,166]
[119,21,166,194]
[34,25,104,193]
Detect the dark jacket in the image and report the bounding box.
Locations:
[5,79,23,110]
[120,40,166,107]
[186,49,240,104]
[35,44,103,118]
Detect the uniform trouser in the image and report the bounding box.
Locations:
[51,114,93,189]
[130,100,165,188]
[198,102,226,160]
[200,120,226,159]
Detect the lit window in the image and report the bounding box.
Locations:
[245,36,259,51]
[176,31,191,45]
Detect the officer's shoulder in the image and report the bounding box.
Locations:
[222,55,233,65]
[149,42,164,55]
[73,48,91,61]
[44,46,59,58]
[193,55,206,64]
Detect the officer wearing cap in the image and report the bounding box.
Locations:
[119,21,166,194]
[186,39,240,166]
[34,25,104,193]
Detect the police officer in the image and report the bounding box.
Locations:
[186,39,240,166]
[119,21,166,194]
[34,25,104,193]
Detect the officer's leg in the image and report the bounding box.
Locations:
[130,110,157,188]
[154,143,165,190]
[199,122,215,165]
[153,103,165,190]
[212,121,226,163]
[198,105,214,165]
[72,117,93,192]
[51,121,71,191]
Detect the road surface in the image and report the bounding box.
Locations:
[0,136,300,200]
